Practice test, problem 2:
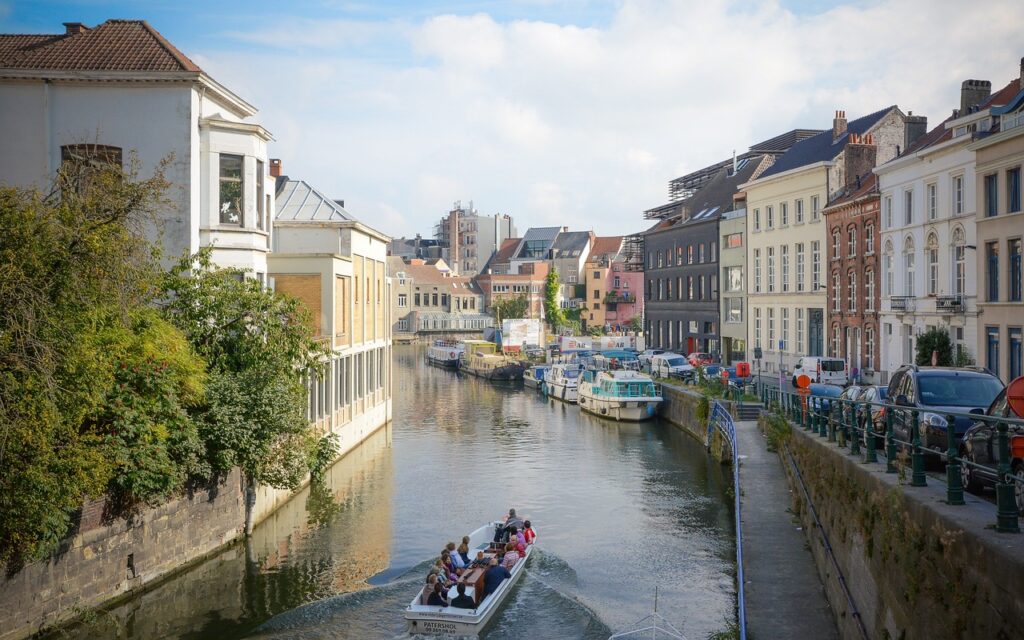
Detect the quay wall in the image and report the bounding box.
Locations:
[767,416,1024,640]
[1,403,392,640]
[657,383,732,463]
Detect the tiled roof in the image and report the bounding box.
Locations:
[824,172,878,210]
[488,238,521,265]
[759,106,898,179]
[275,179,356,222]
[550,231,591,255]
[904,78,1022,156]
[589,236,624,259]
[0,20,202,73]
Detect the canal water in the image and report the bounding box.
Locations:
[52,345,736,639]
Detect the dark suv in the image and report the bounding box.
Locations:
[886,365,1004,455]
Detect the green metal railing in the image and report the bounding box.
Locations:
[759,386,1024,534]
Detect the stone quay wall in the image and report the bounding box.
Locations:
[657,383,733,463]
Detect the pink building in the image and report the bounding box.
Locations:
[582,237,644,332]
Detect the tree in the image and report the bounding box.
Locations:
[491,295,529,322]
[629,315,643,333]
[915,326,954,366]
[543,268,565,331]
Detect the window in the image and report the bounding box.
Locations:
[849,226,858,257]
[832,325,841,358]
[884,241,894,296]
[811,241,821,291]
[754,208,761,231]
[767,247,775,292]
[811,195,820,221]
[831,272,841,312]
[687,276,694,300]
[795,199,804,224]
[1012,327,1023,381]
[676,246,684,265]
[953,229,966,296]
[754,249,762,293]
[927,182,937,220]
[698,275,705,300]
[688,246,694,264]
[781,308,789,351]
[256,159,265,230]
[1010,168,1022,213]
[865,223,875,254]
[698,243,705,263]
[927,233,939,296]
[987,241,1000,302]
[848,270,857,312]
[953,175,964,215]
[414,292,421,306]
[593,271,601,279]
[831,229,840,259]
[657,252,663,268]
[865,326,875,370]
[884,195,893,228]
[904,189,913,225]
[985,174,999,217]
[614,276,621,288]
[657,280,663,300]
[1010,238,1023,302]
[903,237,915,296]
[796,308,804,353]
[710,241,717,262]
[781,202,789,226]
[866,269,875,311]
[766,205,774,229]
[726,233,743,248]
[781,245,789,292]
[726,266,743,292]
[666,278,672,299]
[593,288,600,300]
[754,307,762,348]
[711,274,718,300]
[796,243,805,292]
[727,298,742,323]
[987,327,1001,378]
[768,308,775,346]
[219,153,244,225]
[398,293,407,307]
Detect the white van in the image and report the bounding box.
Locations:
[792,357,848,386]
[650,353,694,379]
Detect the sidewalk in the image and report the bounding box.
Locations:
[735,418,838,640]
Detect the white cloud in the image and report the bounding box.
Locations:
[200,0,1024,239]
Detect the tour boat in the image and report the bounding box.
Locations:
[578,369,662,421]
[404,522,534,637]
[544,363,583,403]
[426,340,464,368]
[524,365,550,389]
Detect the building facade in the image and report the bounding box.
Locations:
[434,202,516,276]
[719,208,747,364]
[581,236,643,332]
[474,261,549,319]
[387,256,491,338]
[970,69,1024,381]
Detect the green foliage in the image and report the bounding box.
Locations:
[696,393,711,425]
[915,326,954,366]
[491,295,528,321]
[766,409,792,452]
[543,268,565,331]
[629,315,643,332]
[706,619,740,640]
[159,249,328,490]
[588,324,604,337]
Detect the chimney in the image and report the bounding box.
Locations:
[843,132,876,190]
[833,110,848,141]
[905,111,928,150]
[269,158,282,177]
[960,79,992,115]
[1020,56,1024,87]
[63,22,88,35]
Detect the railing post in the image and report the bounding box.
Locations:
[819,404,827,438]
[850,401,861,456]
[995,420,1021,533]
[945,412,965,506]
[802,398,810,431]
[885,406,897,474]
[911,409,927,487]
[864,402,877,464]
[828,403,837,443]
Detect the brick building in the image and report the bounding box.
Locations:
[474,261,549,319]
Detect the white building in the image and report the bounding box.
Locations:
[0,20,274,274]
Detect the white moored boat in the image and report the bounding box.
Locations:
[404,522,534,637]
[578,369,663,421]
[545,363,583,403]
[426,340,464,368]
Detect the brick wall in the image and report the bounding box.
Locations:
[274,274,323,336]
[0,470,245,640]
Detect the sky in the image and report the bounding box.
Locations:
[3,1,1024,239]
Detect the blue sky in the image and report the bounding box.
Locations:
[3,1,1023,238]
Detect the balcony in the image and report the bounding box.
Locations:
[604,291,637,305]
[935,294,965,313]
[889,296,915,313]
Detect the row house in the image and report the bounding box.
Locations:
[581,236,644,332]
[474,261,549,319]
[970,63,1024,381]
[387,256,491,337]
[876,77,1016,380]
[719,206,747,364]
[743,106,909,375]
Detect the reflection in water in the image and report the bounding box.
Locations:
[50,345,735,639]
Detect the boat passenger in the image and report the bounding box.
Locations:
[426,581,450,607]
[446,542,467,572]
[482,558,511,599]
[523,520,536,545]
[450,583,476,609]
[514,526,527,551]
[435,558,455,586]
[501,542,520,570]
[506,527,525,554]
[494,508,525,542]
[471,550,488,567]
[421,573,438,605]
[441,550,462,577]
[457,540,472,566]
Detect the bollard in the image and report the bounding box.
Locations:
[885,406,897,474]
[849,401,861,456]
[995,420,1021,533]
[864,403,878,464]
[945,413,965,505]
[911,410,927,487]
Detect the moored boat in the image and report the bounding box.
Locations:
[459,341,525,381]
[545,363,583,403]
[524,365,550,389]
[426,340,464,368]
[578,369,662,421]
[404,522,534,637]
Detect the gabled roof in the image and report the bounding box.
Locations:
[481,237,522,272]
[648,155,765,234]
[902,78,1022,156]
[0,20,202,72]
[589,236,624,261]
[275,178,356,222]
[550,231,591,257]
[824,172,878,210]
[759,106,899,179]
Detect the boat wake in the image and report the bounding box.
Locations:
[246,549,611,639]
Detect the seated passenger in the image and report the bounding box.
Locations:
[441,550,461,577]
[471,550,488,567]
[426,581,450,607]
[513,526,527,551]
[506,527,525,554]
[450,583,476,609]
[457,540,472,566]
[434,559,454,586]
[523,520,536,545]
[482,558,511,598]
[421,573,438,605]
[446,542,466,572]
[501,542,520,570]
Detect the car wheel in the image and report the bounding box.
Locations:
[961,450,983,494]
[1014,464,1024,514]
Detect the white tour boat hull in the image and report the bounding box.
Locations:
[404,522,533,637]
[578,393,661,421]
[546,380,579,403]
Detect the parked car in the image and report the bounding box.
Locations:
[808,383,844,412]
[887,365,1005,456]
[650,353,694,379]
[638,349,666,370]
[687,352,713,367]
[859,385,889,446]
[959,379,1024,510]
[792,356,848,387]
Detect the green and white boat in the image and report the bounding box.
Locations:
[578,369,662,421]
